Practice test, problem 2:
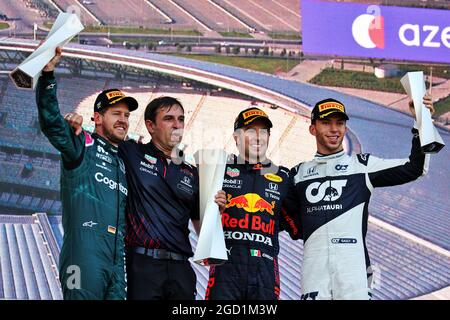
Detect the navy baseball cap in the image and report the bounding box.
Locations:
[234,107,273,131]
[311,98,349,122]
[94,89,138,113]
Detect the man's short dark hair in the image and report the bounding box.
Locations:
[144,96,184,123]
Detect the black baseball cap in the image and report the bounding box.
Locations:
[311,98,349,122]
[234,107,273,131]
[94,89,138,113]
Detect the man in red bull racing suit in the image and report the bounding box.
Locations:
[205,107,300,300]
[290,97,436,300]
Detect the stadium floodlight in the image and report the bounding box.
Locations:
[9,12,84,90]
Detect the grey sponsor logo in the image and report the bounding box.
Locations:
[223,179,242,185]
[139,167,157,176]
[223,231,273,247]
[265,192,280,201]
[262,253,274,261]
[181,176,192,187]
[306,204,343,214]
[96,153,112,164]
[177,183,194,195]
[223,178,243,189]
[304,166,320,178]
[331,238,357,244]
[95,163,112,172]
[97,145,108,155]
[82,221,98,228]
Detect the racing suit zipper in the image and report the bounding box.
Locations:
[114,157,120,265]
[251,166,257,238]
[324,160,333,292]
[160,156,168,178]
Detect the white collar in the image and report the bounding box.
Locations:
[314,150,346,163]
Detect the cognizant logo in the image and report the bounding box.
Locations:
[95,172,128,195]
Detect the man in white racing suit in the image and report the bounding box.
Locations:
[290,96,436,300]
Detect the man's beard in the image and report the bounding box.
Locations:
[104,125,126,144]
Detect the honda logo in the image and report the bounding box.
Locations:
[307,166,317,175]
[269,183,278,191]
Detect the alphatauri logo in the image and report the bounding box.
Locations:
[305,180,347,203]
[352,14,384,49]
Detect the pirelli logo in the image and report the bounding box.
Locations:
[243,109,267,119]
[318,102,345,113]
[106,91,125,99]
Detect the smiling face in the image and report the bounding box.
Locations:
[145,103,185,156]
[310,114,347,155]
[234,119,270,163]
[94,102,130,146]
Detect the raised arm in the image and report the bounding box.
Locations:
[367,95,434,188]
[35,47,84,167]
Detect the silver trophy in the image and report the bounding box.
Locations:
[9,12,84,90]
[193,149,228,266]
[400,71,445,153]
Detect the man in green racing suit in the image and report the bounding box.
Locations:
[35,47,138,299]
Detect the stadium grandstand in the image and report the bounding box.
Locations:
[0,36,449,300]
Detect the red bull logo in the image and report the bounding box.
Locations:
[226,193,275,215]
[254,198,275,215]
[222,212,275,236]
[226,194,249,209]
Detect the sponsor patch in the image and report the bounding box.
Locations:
[96,153,112,164]
[145,154,157,165]
[181,176,192,187]
[357,153,370,166]
[226,167,240,178]
[107,226,117,234]
[264,173,283,183]
[318,101,345,113]
[222,212,275,235]
[82,221,98,228]
[177,183,194,195]
[250,249,261,257]
[226,193,275,215]
[331,238,357,244]
[243,109,267,119]
[223,230,273,246]
[106,91,125,99]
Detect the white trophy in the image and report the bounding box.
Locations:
[193,149,228,266]
[400,71,445,153]
[9,12,84,90]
